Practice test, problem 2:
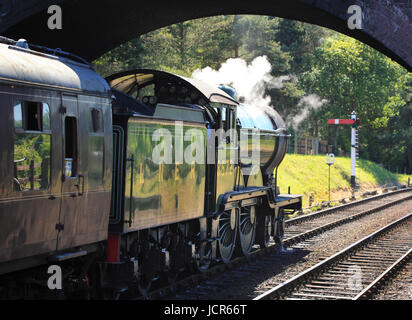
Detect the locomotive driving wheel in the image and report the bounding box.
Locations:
[236,205,257,256]
[256,214,272,248]
[218,208,238,264]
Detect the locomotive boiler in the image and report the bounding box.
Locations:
[0,37,301,299]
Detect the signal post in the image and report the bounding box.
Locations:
[328,111,360,191]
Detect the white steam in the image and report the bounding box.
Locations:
[192,56,287,119]
[192,56,326,130]
[289,94,328,130]
[192,56,273,104]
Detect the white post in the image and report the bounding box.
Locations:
[350,111,357,189]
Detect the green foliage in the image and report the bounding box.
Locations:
[237,16,291,74]
[94,38,144,77]
[300,34,410,170]
[93,15,411,172]
[14,134,49,162]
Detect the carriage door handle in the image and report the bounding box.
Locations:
[75,174,85,196]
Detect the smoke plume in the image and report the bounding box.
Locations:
[288,94,328,130]
[192,56,290,118]
[192,56,326,129]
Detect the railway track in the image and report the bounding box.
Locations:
[136,187,412,299]
[283,187,412,246]
[254,212,412,300]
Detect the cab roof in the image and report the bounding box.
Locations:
[106,69,239,107]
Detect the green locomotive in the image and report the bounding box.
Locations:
[103,69,302,295]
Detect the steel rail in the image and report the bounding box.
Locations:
[137,189,412,299]
[285,187,412,227]
[283,192,412,246]
[254,212,412,300]
[353,248,412,300]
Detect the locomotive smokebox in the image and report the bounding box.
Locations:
[237,104,289,179]
[217,84,289,183]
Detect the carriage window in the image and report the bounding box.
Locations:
[14,103,23,128]
[13,101,51,192]
[88,136,104,187]
[13,134,51,192]
[64,117,78,178]
[14,101,50,132]
[88,108,103,133]
[42,104,50,131]
[88,108,104,187]
[25,102,41,131]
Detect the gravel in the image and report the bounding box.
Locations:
[185,199,412,300]
[373,262,412,300]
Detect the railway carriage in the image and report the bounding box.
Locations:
[0,38,112,278]
[0,38,302,298]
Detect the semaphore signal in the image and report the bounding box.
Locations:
[328,111,360,191]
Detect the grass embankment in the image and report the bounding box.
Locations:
[277,154,411,208]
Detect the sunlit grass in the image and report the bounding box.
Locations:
[277,154,411,207]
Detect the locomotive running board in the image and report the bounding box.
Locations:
[274,194,302,211]
[211,187,302,219]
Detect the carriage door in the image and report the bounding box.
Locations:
[57,94,86,250]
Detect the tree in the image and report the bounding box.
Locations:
[93,16,410,172]
[301,34,410,168]
[94,38,144,77]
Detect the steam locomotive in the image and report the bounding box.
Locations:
[0,37,301,298]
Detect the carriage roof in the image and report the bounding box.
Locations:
[0,40,110,94]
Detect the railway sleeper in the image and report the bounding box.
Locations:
[299,287,357,295]
[290,292,352,300]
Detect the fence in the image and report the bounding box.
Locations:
[13,158,50,191]
[287,134,329,155]
[287,134,410,174]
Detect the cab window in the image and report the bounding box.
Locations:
[221,106,227,131]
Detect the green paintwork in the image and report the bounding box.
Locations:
[124,117,206,231]
[239,130,277,168]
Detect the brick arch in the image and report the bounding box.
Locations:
[1,0,411,71]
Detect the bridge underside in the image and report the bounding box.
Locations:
[0,0,411,71]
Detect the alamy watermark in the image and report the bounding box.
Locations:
[348,5,363,30]
[47,265,62,290]
[149,122,261,175]
[46,4,364,31]
[347,264,363,290]
[47,5,62,30]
